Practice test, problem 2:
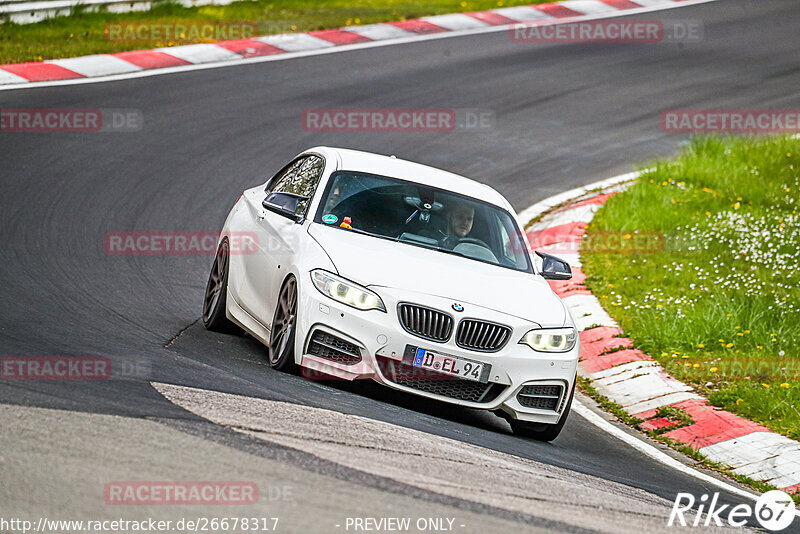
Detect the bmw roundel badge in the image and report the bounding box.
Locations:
[452,303,464,312]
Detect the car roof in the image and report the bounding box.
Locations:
[304,146,512,210]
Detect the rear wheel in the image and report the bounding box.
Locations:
[202,238,242,334]
[269,276,298,372]
[509,381,575,442]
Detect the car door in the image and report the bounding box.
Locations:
[237,155,326,327]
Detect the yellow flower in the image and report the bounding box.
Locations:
[608,283,614,287]
[698,344,704,348]
[736,398,744,405]
[705,211,711,216]
[460,1,467,5]
[733,202,740,209]
[718,339,724,342]
[788,153,792,157]
[623,234,631,239]
[661,352,668,357]
[726,314,732,317]
[710,367,718,373]
[737,332,744,336]
[762,383,770,388]
[744,330,750,334]
[757,346,763,349]
[693,364,700,368]
[656,304,663,309]
[703,187,712,193]
[662,181,668,186]
[735,326,740,329]
[781,383,790,388]
[726,343,734,348]
[682,355,690,359]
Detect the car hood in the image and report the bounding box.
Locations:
[308,224,567,326]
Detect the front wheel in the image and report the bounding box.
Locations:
[268,276,298,372]
[509,381,575,442]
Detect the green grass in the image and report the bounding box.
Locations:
[582,135,800,442]
[0,0,548,64]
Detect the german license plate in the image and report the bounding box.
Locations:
[411,348,486,382]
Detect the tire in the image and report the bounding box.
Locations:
[509,381,575,442]
[202,238,242,334]
[268,276,298,372]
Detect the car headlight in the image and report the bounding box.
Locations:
[311,270,386,312]
[519,327,577,352]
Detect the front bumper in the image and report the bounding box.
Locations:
[296,283,578,424]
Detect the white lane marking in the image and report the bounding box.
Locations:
[559,0,617,14]
[1,0,719,91]
[589,360,656,380]
[156,44,241,64]
[571,401,761,502]
[49,54,142,77]
[341,23,415,40]
[622,392,703,416]
[0,68,29,84]
[519,171,642,227]
[591,365,699,412]
[492,5,554,21]
[700,433,800,480]
[256,33,335,51]
[562,293,616,330]
[527,203,600,231]
[632,0,680,6]
[420,13,489,31]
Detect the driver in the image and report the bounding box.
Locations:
[439,201,475,249]
[447,202,474,238]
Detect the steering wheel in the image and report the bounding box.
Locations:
[457,237,491,249]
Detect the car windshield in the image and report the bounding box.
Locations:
[314,171,533,273]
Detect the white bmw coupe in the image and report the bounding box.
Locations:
[203,147,579,441]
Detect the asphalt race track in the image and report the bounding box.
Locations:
[2,0,800,531]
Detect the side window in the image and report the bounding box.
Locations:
[267,155,325,215]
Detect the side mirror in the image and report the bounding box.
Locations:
[535,250,572,280]
[262,192,309,223]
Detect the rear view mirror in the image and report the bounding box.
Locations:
[262,192,310,223]
[535,250,572,280]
